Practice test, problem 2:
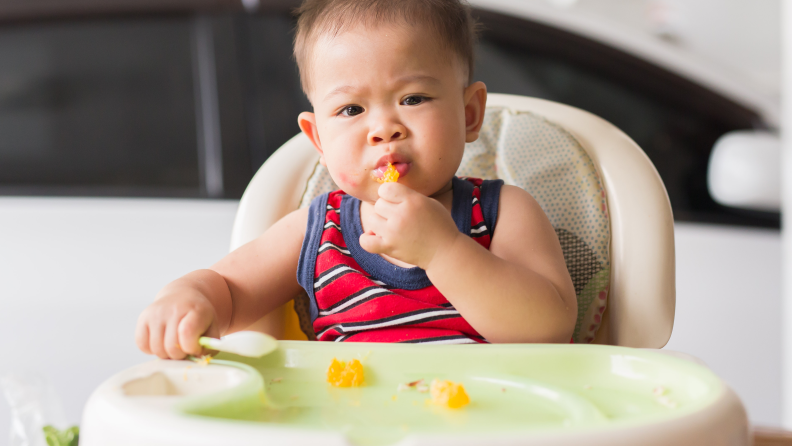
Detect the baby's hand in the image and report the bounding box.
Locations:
[359,182,461,268]
[135,292,220,360]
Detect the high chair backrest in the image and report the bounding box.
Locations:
[230,94,675,348]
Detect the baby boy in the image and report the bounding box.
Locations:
[136,0,576,358]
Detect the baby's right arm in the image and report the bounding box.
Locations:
[135,207,309,359]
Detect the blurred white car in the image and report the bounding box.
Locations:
[0,0,782,438]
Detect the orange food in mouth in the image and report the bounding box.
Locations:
[375,163,400,184]
[327,358,365,387]
[429,379,470,409]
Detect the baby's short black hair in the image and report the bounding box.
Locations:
[294,0,479,95]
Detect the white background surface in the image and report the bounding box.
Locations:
[0,199,783,440]
[0,198,239,441]
[779,0,792,430]
[667,222,782,426]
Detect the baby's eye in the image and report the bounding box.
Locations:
[339,105,364,117]
[401,95,427,106]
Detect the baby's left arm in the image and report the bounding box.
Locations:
[361,183,577,343]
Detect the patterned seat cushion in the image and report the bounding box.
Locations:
[296,106,610,343]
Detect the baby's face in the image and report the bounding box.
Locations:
[299,23,485,203]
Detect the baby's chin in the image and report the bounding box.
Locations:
[334,182,379,204]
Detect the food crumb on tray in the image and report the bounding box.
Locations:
[397,379,425,392]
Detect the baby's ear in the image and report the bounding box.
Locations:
[463,82,487,143]
[298,112,325,164]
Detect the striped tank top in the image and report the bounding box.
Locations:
[297,177,504,344]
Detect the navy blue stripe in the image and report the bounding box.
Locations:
[340,178,475,290]
[451,177,473,236]
[299,178,494,325]
[296,193,328,323]
[479,179,504,237]
[341,194,433,290]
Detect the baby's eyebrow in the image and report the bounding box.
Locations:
[396,74,441,85]
[322,75,441,102]
[323,85,357,102]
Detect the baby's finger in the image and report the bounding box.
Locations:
[377,182,411,202]
[148,322,169,359]
[365,211,388,235]
[359,231,387,254]
[373,198,399,218]
[164,318,187,359]
[178,310,213,356]
[135,319,152,355]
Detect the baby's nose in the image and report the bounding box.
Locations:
[371,131,401,143]
[368,122,407,145]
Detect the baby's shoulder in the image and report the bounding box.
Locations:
[498,184,534,202]
[275,206,310,240]
[494,185,549,232]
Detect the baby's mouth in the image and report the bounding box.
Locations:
[373,162,410,180]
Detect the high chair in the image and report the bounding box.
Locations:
[81,94,751,446]
[230,93,676,348]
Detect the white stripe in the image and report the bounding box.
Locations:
[334,334,350,342]
[318,242,350,255]
[340,309,460,333]
[317,309,460,337]
[472,197,479,205]
[371,279,386,286]
[319,288,389,316]
[416,338,478,345]
[470,226,488,234]
[324,221,341,231]
[314,266,355,289]
[318,324,342,338]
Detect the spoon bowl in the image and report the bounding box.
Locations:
[198,331,278,358]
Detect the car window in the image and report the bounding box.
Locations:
[473,9,776,228]
[237,14,311,173]
[475,11,779,227]
[0,17,200,196]
[237,9,779,228]
[0,8,778,228]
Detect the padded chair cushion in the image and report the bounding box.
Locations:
[298,106,610,343]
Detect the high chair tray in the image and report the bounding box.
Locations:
[81,342,748,446]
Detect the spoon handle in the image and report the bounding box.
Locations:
[198,336,222,351]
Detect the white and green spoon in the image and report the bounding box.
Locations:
[198,331,278,358]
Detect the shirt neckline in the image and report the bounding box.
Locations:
[340,177,473,290]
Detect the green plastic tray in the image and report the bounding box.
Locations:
[176,342,723,446]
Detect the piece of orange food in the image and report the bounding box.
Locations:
[327,358,365,387]
[375,163,400,184]
[429,379,470,409]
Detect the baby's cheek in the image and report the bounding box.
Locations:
[335,171,358,189]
